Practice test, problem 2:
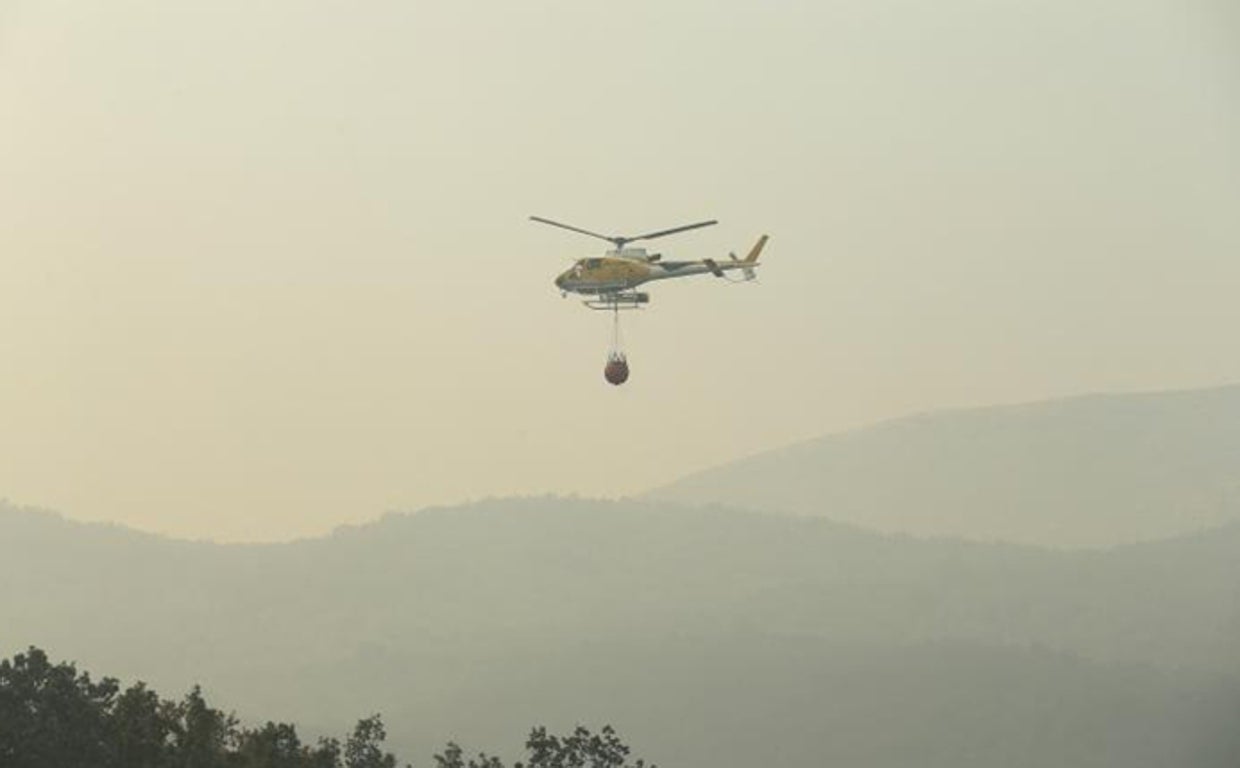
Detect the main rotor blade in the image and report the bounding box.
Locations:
[529,216,616,244]
[627,219,718,243]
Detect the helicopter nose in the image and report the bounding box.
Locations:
[555,273,567,289]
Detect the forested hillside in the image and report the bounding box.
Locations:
[2,498,1237,767]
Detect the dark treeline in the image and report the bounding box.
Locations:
[0,647,653,768]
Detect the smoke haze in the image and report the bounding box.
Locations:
[2,0,1238,540]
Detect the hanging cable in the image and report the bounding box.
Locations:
[609,305,625,358]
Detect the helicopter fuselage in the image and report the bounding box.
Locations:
[554,248,751,296]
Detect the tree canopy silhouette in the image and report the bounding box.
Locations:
[0,647,653,768]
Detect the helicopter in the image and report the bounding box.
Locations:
[531,215,768,310]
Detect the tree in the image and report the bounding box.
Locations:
[236,722,306,768]
[306,736,344,768]
[344,714,397,768]
[0,646,118,768]
[171,685,238,768]
[435,725,654,768]
[517,725,654,768]
[109,681,177,768]
[433,741,505,768]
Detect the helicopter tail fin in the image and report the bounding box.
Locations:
[728,235,767,280]
[743,235,768,263]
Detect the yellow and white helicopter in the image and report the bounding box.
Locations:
[531,215,768,310]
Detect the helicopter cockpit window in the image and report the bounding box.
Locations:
[583,259,602,269]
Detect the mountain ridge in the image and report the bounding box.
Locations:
[646,383,1240,547]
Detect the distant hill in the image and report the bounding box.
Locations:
[647,384,1240,547]
[2,497,1237,767]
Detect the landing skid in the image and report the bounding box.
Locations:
[583,292,650,311]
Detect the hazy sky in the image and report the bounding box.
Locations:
[2,0,1237,541]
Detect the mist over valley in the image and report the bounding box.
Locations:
[4,388,1238,767]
